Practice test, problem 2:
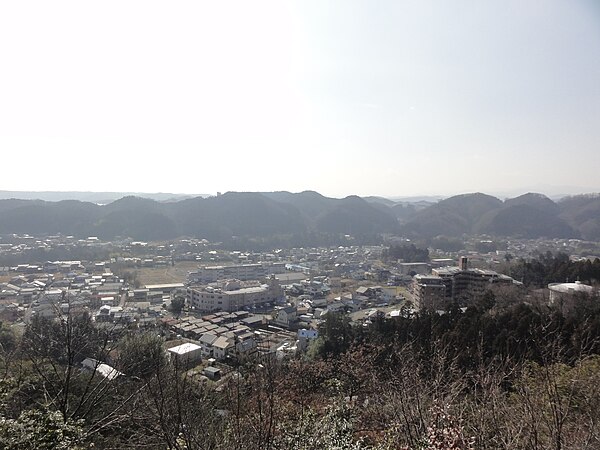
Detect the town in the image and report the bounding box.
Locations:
[2,232,599,384]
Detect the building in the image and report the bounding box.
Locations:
[144,283,185,294]
[413,257,517,309]
[273,306,297,328]
[199,333,218,357]
[167,342,203,366]
[398,262,431,275]
[203,366,221,381]
[297,328,319,352]
[188,263,286,284]
[548,281,595,312]
[81,358,123,381]
[213,336,234,359]
[413,275,447,310]
[187,277,284,313]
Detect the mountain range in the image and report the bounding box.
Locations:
[0,191,599,242]
[0,191,398,241]
[396,192,600,241]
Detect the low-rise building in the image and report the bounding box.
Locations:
[548,281,596,312]
[187,277,283,313]
[167,342,203,366]
[188,263,286,284]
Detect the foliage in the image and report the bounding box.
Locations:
[170,296,186,315]
[509,251,600,287]
[383,243,429,263]
[317,313,354,357]
[4,287,600,448]
[0,408,85,450]
[273,404,368,450]
[429,236,465,252]
[116,332,167,379]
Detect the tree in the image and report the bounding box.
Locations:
[116,332,167,380]
[317,313,354,358]
[170,296,185,316]
[0,408,85,450]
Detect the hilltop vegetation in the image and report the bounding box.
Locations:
[1,190,600,244]
[394,192,598,240]
[0,191,398,243]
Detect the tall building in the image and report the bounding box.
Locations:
[413,275,446,310]
[413,257,517,309]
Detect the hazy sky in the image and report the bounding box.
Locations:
[1,1,599,198]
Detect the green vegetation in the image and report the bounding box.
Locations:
[509,252,600,287]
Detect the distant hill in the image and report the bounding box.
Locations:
[0,191,399,241]
[475,193,577,238]
[558,194,600,241]
[261,191,399,234]
[0,191,203,204]
[361,196,396,207]
[401,193,502,237]
[2,190,600,242]
[362,196,437,223]
[399,192,596,239]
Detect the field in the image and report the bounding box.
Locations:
[135,261,200,286]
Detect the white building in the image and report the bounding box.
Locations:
[81,358,123,381]
[548,281,595,312]
[188,263,286,284]
[187,277,284,312]
[167,342,203,366]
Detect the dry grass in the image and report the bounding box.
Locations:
[136,261,199,286]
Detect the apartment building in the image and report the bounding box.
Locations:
[412,275,447,310]
[413,257,516,309]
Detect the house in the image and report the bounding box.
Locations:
[199,333,218,357]
[326,302,345,313]
[297,328,319,352]
[298,328,318,340]
[234,332,257,355]
[213,336,234,360]
[240,315,264,328]
[273,306,297,328]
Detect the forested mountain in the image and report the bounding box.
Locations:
[2,191,600,242]
[474,193,577,238]
[559,194,600,241]
[0,191,398,241]
[400,193,503,237]
[398,192,600,240]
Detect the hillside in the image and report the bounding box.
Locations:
[401,193,502,237]
[1,190,600,242]
[400,192,589,239]
[559,194,600,240]
[474,193,577,238]
[0,191,398,241]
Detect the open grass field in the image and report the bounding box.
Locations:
[136,261,200,286]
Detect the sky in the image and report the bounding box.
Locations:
[0,0,599,199]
